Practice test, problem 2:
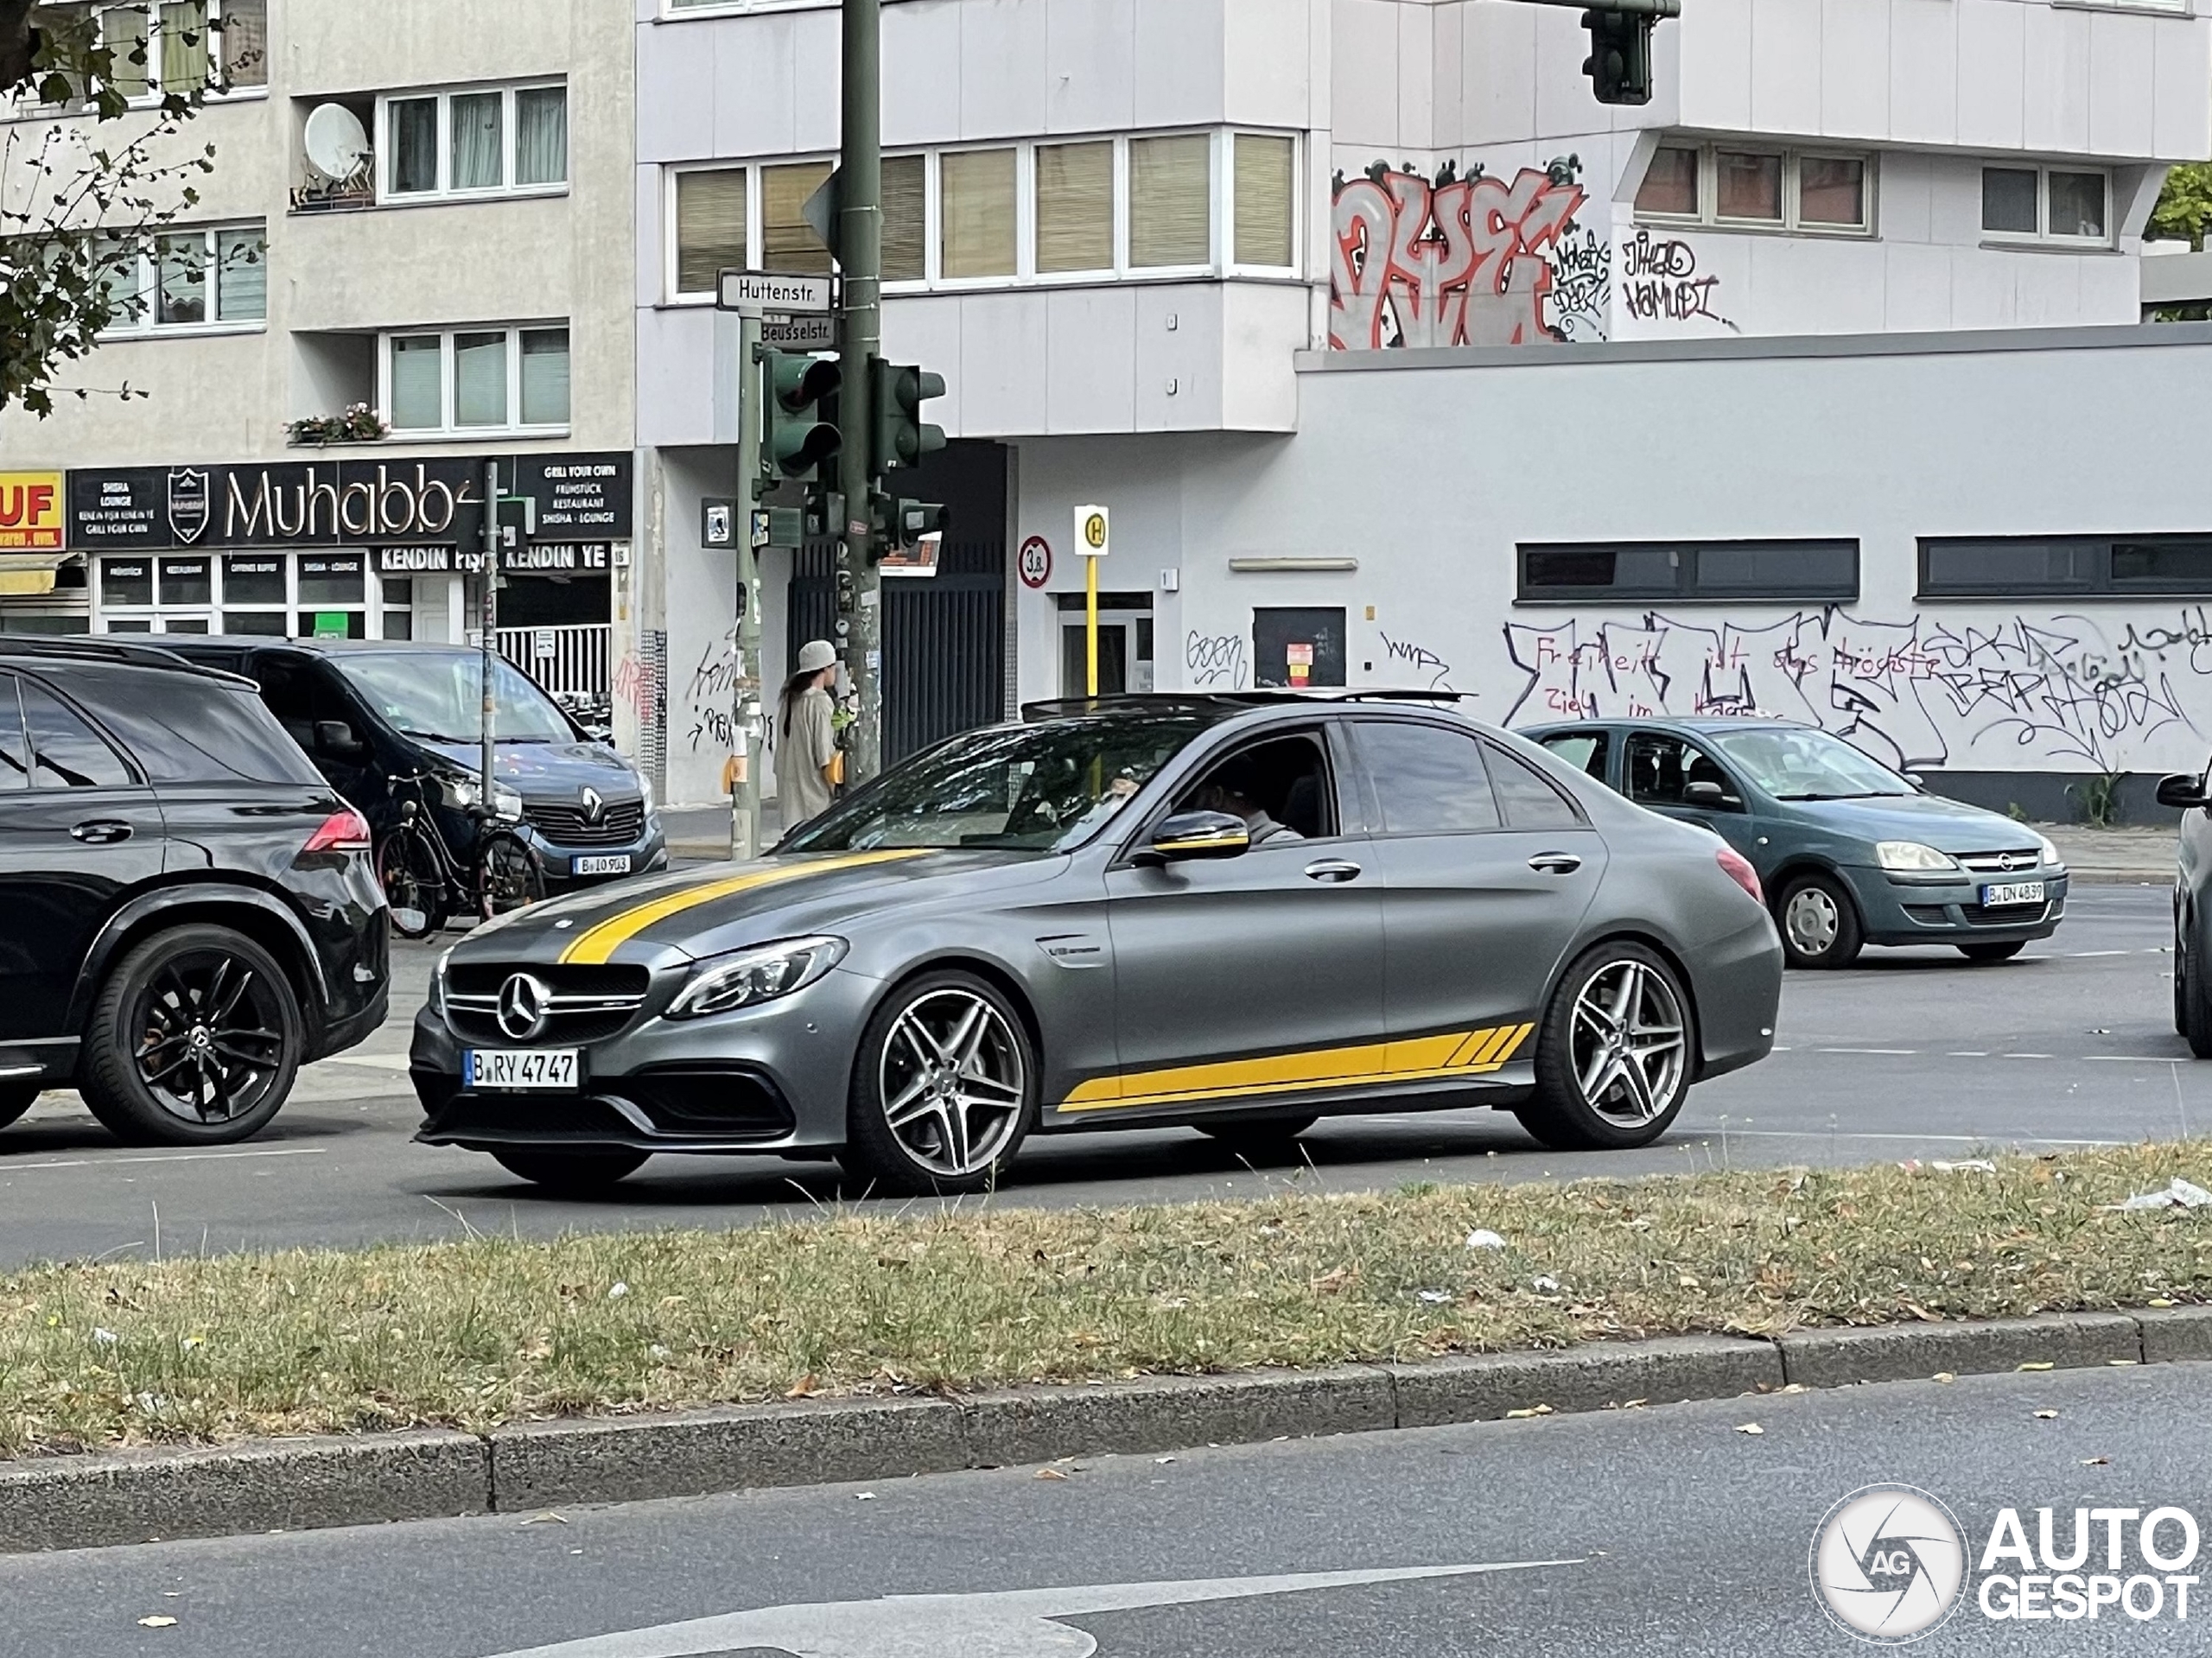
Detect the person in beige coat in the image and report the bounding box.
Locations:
[777,638,842,831]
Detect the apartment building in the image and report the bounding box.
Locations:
[0,0,634,727]
[635,0,2212,813]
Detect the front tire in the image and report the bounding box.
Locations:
[79,925,304,1147]
[490,1148,649,1193]
[0,1080,37,1131]
[1515,943,1694,1152]
[1958,941,2025,964]
[840,970,1036,1196]
[2181,912,2212,1058]
[1776,873,1864,969]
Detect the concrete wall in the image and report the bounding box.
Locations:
[1011,323,2212,783]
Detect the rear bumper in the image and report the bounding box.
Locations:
[1847,866,2069,945]
[1690,905,1783,1081]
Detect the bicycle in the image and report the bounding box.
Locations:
[375,768,546,940]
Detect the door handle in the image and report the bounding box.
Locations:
[1528,852,1583,875]
[70,820,133,845]
[1303,858,1362,883]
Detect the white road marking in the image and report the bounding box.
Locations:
[1718,1130,2124,1147]
[0,1146,324,1175]
[2004,1053,2055,1059]
[2069,950,2128,958]
[1816,1047,1919,1056]
[1947,1051,1990,1058]
[2082,1056,2190,1064]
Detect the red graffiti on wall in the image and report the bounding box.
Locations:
[1329,162,1586,351]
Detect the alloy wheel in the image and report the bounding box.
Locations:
[1783,886,1840,956]
[130,949,289,1125]
[877,988,1027,1178]
[1568,958,1688,1127]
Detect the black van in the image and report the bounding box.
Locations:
[161,639,666,903]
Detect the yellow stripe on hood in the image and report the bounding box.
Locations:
[559,850,927,964]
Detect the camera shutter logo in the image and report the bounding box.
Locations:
[497,973,553,1040]
[1810,1484,1968,1643]
[167,467,211,544]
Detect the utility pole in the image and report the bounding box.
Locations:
[479,459,499,805]
[837,0,883,782]
[731,311,766,861]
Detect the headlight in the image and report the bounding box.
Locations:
[492,784,524,822]
[2038,835,2065,872]
[428,947,453,1016]
[1876,841,1960,873]
[639,772,656,814]
[664,935,848,1020]
[438,774,481,810]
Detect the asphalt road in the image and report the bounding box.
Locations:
[8,1361,2211,1656]
[0,886,2198,1264]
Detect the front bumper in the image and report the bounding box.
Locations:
[520,817,671,893]
[410,964,876,1155]
[1847,865,2070,946]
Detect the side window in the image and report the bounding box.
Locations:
[1538,730,1610,782]
[253,659,317,752]
[1173,731,1336,842]
[1356,720,1502,834]
[1486,741,1587,829]
[20,681,134,789]
[0,674,27,791]
[1624,732,1742,810]
[90,676,325,786]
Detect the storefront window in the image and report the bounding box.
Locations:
[297,552,365,605]
[100,559,154,607]
[157,556,212,606]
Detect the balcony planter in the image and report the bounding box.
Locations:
[286,405,390,448]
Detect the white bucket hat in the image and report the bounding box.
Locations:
[797,639,836,675]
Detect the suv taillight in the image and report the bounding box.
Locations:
[1716,846,1763,904]
[302,807,372,855]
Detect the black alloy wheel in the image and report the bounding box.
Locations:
[1957,941,2025,964]
[0,1079,37,1131]
[490,1147,650,1193]
[378,828,448,939]
[476,830,546,920]
[1516,942,1695,1152]
[80,925,304,1146]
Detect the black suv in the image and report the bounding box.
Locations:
[0,639,388,1144]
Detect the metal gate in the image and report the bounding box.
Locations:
[786,441,1007,764]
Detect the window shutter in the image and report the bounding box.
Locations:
[941,148,1018,278]
[676,168,747,294]
[1036,141,1113,272]
[1129,134,1211,267]
[1232,134,1294,267]
[882,155,926,281]
[762,162,834,275]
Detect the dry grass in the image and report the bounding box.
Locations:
[4,1142,2212,1457]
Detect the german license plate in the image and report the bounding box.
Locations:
[572,854,632,877]
[465,1049,580,1091]
[1980,880,2045,908]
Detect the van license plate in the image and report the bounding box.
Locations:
[465,1049,579,1091]
[1980,880,2045,908]
[572,854,632,876]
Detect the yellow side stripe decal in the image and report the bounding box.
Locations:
[1060,1021,1535,1115]
[558,850,925,965]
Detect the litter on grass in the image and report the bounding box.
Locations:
[1465,1229,1506,1250]
[2107,1178,2212,1211]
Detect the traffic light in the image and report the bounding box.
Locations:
[866,493,949,562]
[868,359,947,477]
[761,351,842,483]
[1581,6,1657,105]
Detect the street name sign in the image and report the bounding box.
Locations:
[717,270,836,313]
[761,313,837,349]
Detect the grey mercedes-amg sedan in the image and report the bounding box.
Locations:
[411,693,1783,1194]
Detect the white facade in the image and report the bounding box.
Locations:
[637,0,2212,808]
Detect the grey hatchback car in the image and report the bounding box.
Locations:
[413,694,1782,1195]
[1521,717,2067,969]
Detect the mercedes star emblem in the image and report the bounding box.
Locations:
[497,972,552,1040]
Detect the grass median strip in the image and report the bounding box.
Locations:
[3,1142,2211,1458]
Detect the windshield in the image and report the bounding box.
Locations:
[783,713,1222,854]
[1705,727,1913,800]
[334,651,575,744]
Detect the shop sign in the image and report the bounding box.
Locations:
[67,453,632,552]
[0,472,66,551]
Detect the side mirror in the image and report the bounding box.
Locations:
[2156,773,2207,810]
[1904,772,1926,791]
[1682,779,1729,806]
[315,720,364,758]
[1140,810,1250,863]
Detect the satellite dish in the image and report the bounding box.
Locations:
[302,103,372,184]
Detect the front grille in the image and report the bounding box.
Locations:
[446,962,652,1045]
[1957,849,2045,874]
[525,797,646,847]
[607,1065,795,1140]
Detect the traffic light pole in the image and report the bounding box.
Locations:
[837,0,884,782]
[731,309,765,862]
[480,459,500,807]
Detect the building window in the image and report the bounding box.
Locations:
[1517,540,1860,603]
[672,166,746,296]
[1232,132,1295,268]
[92,224,266,334]
[97,550,389,640]
[380,82,568,202]
[381,326,569,435]
[1981,166,2107,244]
[1920,535,2212,598]
[881,153,926,283]
[940,146,1017,279]
[761,160,832,274]
[1129,133,1211,268]
[35,0,264,101]
[1637,143,1872,235]
[1036,141,1114,274]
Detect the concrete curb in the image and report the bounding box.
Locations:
[6,1306,2209,1554]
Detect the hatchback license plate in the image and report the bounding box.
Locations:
[1980,880,2045,908]
[572,854,632,876]
[466,1049,580,1091]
